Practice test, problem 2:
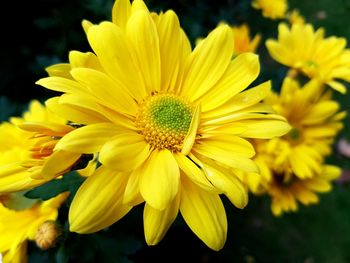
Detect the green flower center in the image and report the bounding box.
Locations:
[136,93,193,151]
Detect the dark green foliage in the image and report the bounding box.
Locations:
[25,172,85,205]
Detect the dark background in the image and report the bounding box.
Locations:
[1,0,350,262]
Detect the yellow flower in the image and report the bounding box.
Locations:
[231,24,261,55]
[286,9,305,25]
[0,193,67,263]
[262,77,346,179]
[251,0,288,19]
[37,0,290,250]
[0,101,92,193]
[266,164,340,216]
[266,23,350,93]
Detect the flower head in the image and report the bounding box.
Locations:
[230,24,261,55]
[262,162,340,216]
[36,0,291,250]
[0,100,94,193]
[266,23,350,93]
[251,0,288,19]
[261,77,345,179]
[0,193,67,262]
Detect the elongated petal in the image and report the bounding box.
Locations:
[239,119,291,138]
[144,192,180,245]
[55,123,123,153]
[200,53,260,112]
[99,133,150,171]
[69,167,131,233]
[0,164,47,193]
[174,153,216,192]
[126,10,161,94]
[87,22,147,101]
[36,77,85,94]
[182,104,201,155]
[112,0,131,29]
[140,150,180,210]
[181,25,233,101]
[157,10,183,92]
[193,143,258,173]
[46,97,110,125]
[204,163,248,208]
[123,166,144,206]
[71,68,138,115]
[41,150,81,179]
[180,176,227,251]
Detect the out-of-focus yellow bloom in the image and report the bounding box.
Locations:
[36,0,291,251]
[266,23,350,93]
[251,0,288,19]
[266,164,340,216]
[0,193,67,263]
[0,101,94,193]
[262,77,346,179]
[231,24,261,55]
[240,77,345,216]
[287,9,305,25]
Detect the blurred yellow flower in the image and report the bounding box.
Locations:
[0,193,67,263]
[287,9,305,25]
[0,101,93,193]
[36,0,291,250]
[262,77,346,179]
[251,0,288,19]
[266,23,350,93]
[266,164,340,216]
[231,24,261,55]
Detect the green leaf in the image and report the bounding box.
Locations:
[24,171,86,204]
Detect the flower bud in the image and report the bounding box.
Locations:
[35,220,62,250]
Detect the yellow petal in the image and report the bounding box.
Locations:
[180,176,227,251]
[123,166,144,206]
[112,0,131,29]
[41,150,81,179]
[36,76,84,94]
[193,141,258,173]
[181,25,233,101]
[87,22,147,101]
[140,149,180,210]
[202,81,271,120]
[302,101,339,125]
[239,119,291,138]
[99,133,150,171]
[69,166,132,233]
[157,10,184,92]
[45,96,111,125]
[126,10,161,94]
[182,104,201,155]
[71,68,138,115]
[45,63,72,79]
[200,53,260,112]
[55,123,123,153]
[174,153,216,192]
[204,163,248,208]
[144,192,180,245]
[0,164,47,193]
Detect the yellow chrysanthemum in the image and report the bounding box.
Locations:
[36,0,291,250]
[261,77,346,179]
[231,24,261,55]
[0,193,67,263]
[251,0,288,19]
[264,163,340,216]
[0,101,94,193]
[266,23,350,93]
[286,9,305,25]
